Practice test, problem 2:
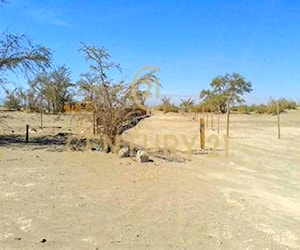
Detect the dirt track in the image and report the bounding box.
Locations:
[0,110,300,249]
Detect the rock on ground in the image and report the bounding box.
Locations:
[136,150,149,163]
[118,146,130,158]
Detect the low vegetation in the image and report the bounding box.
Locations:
[155,97,297,117]
[157,96,179,113]
[232,98,297,114]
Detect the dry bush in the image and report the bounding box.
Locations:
[79,43,159,152]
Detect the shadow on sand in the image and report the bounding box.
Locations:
[0,132,106,153]
[0,133,69,152]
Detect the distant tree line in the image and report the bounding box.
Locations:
[3,65,74,113]
[0,35,158,115]
[157,73,297,137]
[231,98,297,114]
[157,96,297,115]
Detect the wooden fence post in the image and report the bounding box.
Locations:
[40,110,43,129]
[211,107,214,130]
[200,118,205,150]
[26,125,29,143]
[217,108,220,134]
[277,102,280,139]
[93,110,96,135]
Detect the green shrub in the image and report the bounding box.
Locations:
[163,104,179,113]
[237,105,251,114]
[267,98,289,114]
[254,104,269,114]
[231,106,238,112]
[278,98,297,110]
[4,91,21,110]
[231,98,297,115]
[157,104,179,113]
[190,105,201,113]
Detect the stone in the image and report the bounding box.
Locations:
[118,147,130,158]
[136,150,149,163]
[29,127,37,133]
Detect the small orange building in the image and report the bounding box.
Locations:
[63,102,93,113]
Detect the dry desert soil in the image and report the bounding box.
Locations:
[0,110,300,249]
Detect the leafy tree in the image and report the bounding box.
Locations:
[202,73,252,137]
[3,88,21,109]
[17,87,28,109]
[28,66,74,113]
[28,73,50,111]
[179,98,194,112]
[200,89,227,113]
[50,66,74,112]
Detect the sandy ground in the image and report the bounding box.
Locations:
[0,110,300,249]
